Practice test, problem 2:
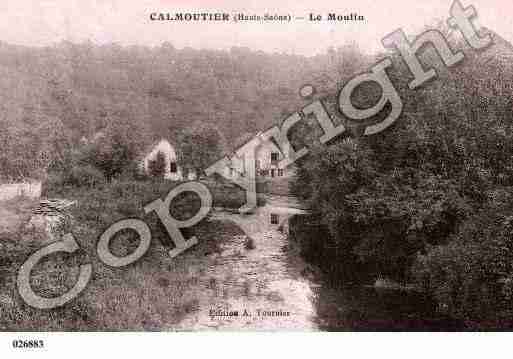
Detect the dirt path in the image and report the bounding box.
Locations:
[175,203,318,330]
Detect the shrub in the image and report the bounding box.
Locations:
[244,237,256,250]
[44,165,105,192]
[65,165,105,188]
[178,122,226,177]
[412,203,513,328]
[148,151,167,178]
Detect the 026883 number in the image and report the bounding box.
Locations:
[12,339,44,349]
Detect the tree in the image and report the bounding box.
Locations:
[81,118,150,180]
[290,26,513,326]
[178,122,226,178]
[148,151,167,178]
[0,110,69,182]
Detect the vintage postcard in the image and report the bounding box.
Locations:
[1,0,513,353]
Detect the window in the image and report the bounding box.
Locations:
[271,152,279,163]
[278,169,284,177]
[170,162,177,173]
[270,213,279,225]
[271,169,275,178]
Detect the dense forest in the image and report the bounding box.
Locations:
[0,38,364,181]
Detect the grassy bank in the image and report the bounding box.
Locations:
[0,215,245,330]
[0,178,251,330]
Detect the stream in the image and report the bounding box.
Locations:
[175,195,464,331]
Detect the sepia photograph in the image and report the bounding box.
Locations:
[1,0,513,356]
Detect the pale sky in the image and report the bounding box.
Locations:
[0,0,510,55]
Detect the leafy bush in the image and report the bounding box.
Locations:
[412,190,513,327]
[244,237,256,250]
[66,165,105,188]
[148,151,167,178]
[44,164,105,191]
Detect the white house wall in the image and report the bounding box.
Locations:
[224,139,294,180]
[143,139,183,180]
[142,138,295,182]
